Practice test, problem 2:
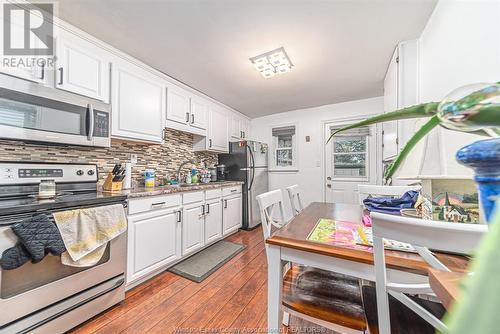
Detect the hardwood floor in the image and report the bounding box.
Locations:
[71,227,336,334]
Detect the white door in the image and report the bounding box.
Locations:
[325,122,378,204]
[204,198,223,244]
[166,85,191,125]
[112,62,165,143]
[182,202,205,256]
[127,209,181,283]
[230,114,242,140]
[190,96,208,130]
[223,195,242,235]
[382,48,399,161]
[56,34,110,101]
[208,106,229,151]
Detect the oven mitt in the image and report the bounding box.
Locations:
[11,214,66,263]
[0,243,31,270]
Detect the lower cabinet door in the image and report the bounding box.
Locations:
[204,198,223,244]
[182,202,205,256]
[223,195,242,235]
[127,209,181,283]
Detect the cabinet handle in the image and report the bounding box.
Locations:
[176,210,182,222]
[230,189,237,193]
[191,114,195,124]
[186,112,190,123]
[240,131,243,138]
[151,202,166,208]
[209,139,212,148]
[58,67,63,85]
[206,203,210,214]
[201,204,205,215]
[224,199,228,209]
[243,131,246,138]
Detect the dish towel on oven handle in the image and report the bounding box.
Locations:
[53,204,127,267]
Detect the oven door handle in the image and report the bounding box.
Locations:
[87,103,94,142]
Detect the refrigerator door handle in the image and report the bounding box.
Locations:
[246,145,256,191]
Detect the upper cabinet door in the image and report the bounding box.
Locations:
[382,48,399,161]
[166,85,190,125]
[112,62,165,143]
[240,118,250,139]
[56,33,110,102]
[190,96,208,130]
[230,114,242,140]
[208,106,229,152]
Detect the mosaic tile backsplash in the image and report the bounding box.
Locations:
[0,129,218,185]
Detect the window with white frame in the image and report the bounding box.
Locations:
[331,126,370,179]
[272,125,296,169]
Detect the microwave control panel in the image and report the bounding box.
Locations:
[93,111,109,138]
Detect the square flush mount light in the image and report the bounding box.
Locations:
[249,47,293,78]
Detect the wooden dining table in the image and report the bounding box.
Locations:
[265,202,469,332]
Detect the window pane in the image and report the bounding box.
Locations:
[276,148,293,167]
[334,153,366,177]
[334,136,366,153]
[278,135,293,148]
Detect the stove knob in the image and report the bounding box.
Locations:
[76,170,84,176]
[87,170,95,176]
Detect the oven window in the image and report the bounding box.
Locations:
[0,97,83,135]
[1,245,110,299]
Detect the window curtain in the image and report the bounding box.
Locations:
[272,125,296,137]
[330,126,370,137]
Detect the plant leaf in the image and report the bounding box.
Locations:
[465,104,500,127]
[384,115,441,182]
[326,102,439,143]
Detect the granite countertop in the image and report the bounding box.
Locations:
[103,181,244,199]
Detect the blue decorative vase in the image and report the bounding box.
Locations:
[456,137,500,223]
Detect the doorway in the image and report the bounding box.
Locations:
[324,121,378,204]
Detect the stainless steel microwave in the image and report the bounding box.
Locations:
[0,74,111,147]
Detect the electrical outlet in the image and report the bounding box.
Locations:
[130,154,138,164]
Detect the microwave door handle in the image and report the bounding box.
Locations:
[87,103,94,141]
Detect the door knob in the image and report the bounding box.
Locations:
[327,176,332,181]
[326,184,332,188]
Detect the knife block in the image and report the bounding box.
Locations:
[103,172,123,192]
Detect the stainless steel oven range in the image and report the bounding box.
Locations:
[0,162,127,334]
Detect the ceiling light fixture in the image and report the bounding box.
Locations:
[249,47,293,78]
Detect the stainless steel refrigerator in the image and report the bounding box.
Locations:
[218,141,269,230]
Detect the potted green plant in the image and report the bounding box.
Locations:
[328,82,500,222]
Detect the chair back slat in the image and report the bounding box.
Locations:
[371,212,488,334]
[286,184,304,216]
[358,184,421,205]
[256,189,287,241]
[371,212,487,254]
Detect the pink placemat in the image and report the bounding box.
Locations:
[307,218,372,251]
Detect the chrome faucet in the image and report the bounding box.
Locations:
[177,160,195,184]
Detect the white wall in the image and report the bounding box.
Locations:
[251,97,383,219]
[419,0,500,101]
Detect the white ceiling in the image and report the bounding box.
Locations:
[56,0,437,118]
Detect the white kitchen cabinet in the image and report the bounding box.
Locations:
[204,198,223,244]
[383,40,419,161]
[127,207,182,284]
[56,32,110,102]
[111,61,165,143]
[166,85,208,136]
[230,113,251,141]
[166,85,191,126]
[182,202,205,256]
[190,96,208,130]
[193,105,229,153]
[222,194,242,236]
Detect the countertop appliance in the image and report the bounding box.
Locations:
[0,161,127,334]
[0,74,111,147]
[218,141,268,230]
[215,164,228,181]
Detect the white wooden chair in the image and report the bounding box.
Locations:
[358,184,421,205]
[257,190,368,333]
[371,212,488,334]
[286,184,304,217]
